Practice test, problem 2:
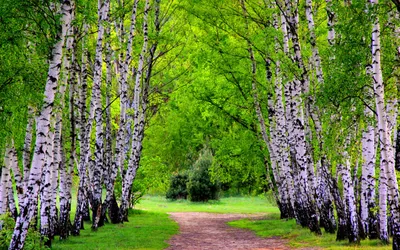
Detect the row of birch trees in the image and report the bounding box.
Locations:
[0,0,180,249]
[181,0,400,248]
[2,0,400,249]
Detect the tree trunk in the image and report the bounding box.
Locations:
[8,143,23,208]
[22,108,34,201]
[91,0,110,230]
[1,148,17,218]
[361,107,378,239]
[339,142,360,244]
[73,23,90,236]
[119,0,151,222]
[59,15,77,239]
[370,0,400,246]
[8,1,73,249]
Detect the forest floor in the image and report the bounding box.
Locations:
[166,212,318,250]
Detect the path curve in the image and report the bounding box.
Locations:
[166,212,317,250]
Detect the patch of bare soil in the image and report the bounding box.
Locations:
[166,212,320,250]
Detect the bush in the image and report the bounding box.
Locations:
[0,213,48,250]
[166,172,189,200]
[187,150,220,202]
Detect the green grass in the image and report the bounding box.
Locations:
[51,195,276,250]
[52,195,391,249]
[51,210,178,250]
[135,195,279,214]
[228,214,391,250]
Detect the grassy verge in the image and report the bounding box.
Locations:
[51,210,178,250]
[228,214,391,250]
[135,195,278,214]
[51,195,276,249]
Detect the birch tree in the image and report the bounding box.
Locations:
[91,0,110,230]
[8,0,73,248]
[370,0,400,246]
[119,0,151,222]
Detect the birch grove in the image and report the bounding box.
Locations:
[2,0,400,249]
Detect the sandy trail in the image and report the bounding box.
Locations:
[166,212,319,250]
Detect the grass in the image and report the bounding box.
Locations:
[51,210,178,250]
[135,195,279,214]
[51,195,276,250]
[52,195,391,249]
[228,213,392,250]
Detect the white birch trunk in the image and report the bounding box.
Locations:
[272,13,295,215]
[1,148,17,218]
[105,0,140,223]
[119,0,151,222]
[8,142,23,207]
[73,23,90,236]
[339,142,359,243]
[361,106,377,238]
[370,0,400,246]
[60,20,77,239]
[8,2,73,248]
[103,17,116,223]
[22,107,34,198]
[40,116,55,244]
[273,59,294,218]
[281,1,320,233]
[91,0,110,230]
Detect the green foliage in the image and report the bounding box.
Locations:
[187,150,220,202]
[166,172,189,200]
[0,213,48,250]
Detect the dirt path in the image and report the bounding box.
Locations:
[166,212,318,250]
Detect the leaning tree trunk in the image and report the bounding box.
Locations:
[1,148,17,218]
[91,0,110,230]
[304,0,336,233]
[103,18,116,224]
[370,0,400,246]
[241,0,287,218]
[271,13,295,216]
[8,143,23,207]
[280,0,320,234]
[339,141,360,244]
[39,116,56,246]
[8,1,73,249]
[104,0,140,224]
[22,108,34,201]
[360,106,378,239]
[59,11,77,239]
[73,23,90,236]
[119,0,151,222]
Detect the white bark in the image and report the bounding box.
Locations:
[1,149,16,218]
[9,1,73,248]
[22,107,34,197]
[370,0,400,245]
[40,116,55,241]
[8,142,23,206]
[281,0,320,233]
[73,23,89,235]
[91,0,110,230]
[326,0,335,46]
[119,0,151,222]
[360,113,377,237]
[339,141,359,243]
[107,0,140,219]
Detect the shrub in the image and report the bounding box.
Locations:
[166,172,189,200]
[187,150,220,202]
[0,213,48,250]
